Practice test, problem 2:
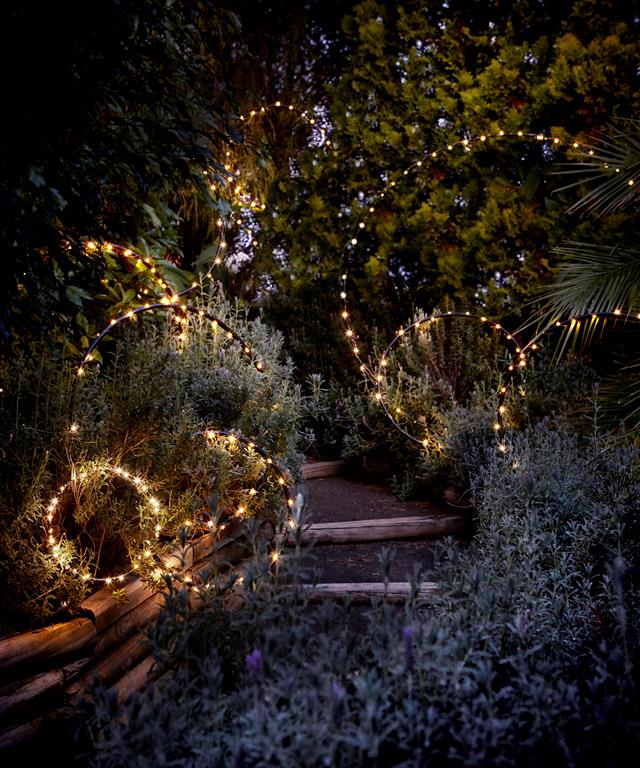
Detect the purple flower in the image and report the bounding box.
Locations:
[403,626,415,672]
[331,680,345,727]
[245,648,263,683]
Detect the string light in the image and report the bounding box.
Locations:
[521,309,640,355]
[73,302,266,389]
[336,126,638,456]
[202,428,294,532]
[41,461,175,585]
[339,278,523,450]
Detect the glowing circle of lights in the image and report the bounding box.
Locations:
[202,428,294,523]
[75,301,266,384]
[374,310,526,452]
[42,461,174,585]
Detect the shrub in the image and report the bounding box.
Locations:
[77,419,639,767]
[340,314,601,501]
[339,312,507,497]
[0,283,305,634]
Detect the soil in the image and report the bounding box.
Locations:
[298,475,471,584]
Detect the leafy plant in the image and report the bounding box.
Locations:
[76,419,639,767]
[0,284,305,634]
[340,312,510,498]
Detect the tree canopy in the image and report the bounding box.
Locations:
[228,0,640,375]
[2,0,639,380]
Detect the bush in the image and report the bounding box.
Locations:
[0,283,305,634]
[340,314,601,501]
[77,419,639,767]
[339,312,508,497]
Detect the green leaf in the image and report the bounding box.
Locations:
[142,203,163,229]
[157,260,196,291]
[66,285,93,307]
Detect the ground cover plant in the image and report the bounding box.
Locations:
[76,409,640,767]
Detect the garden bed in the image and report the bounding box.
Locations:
[0,522,249,752]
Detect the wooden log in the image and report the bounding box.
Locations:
[0,669,64,724]
[305,582,438,603]
[93,593,165,659]
[66,631,151,698]
[302,460,345,480]
[81,576,156,634]
[189,540,250,579]
[112,655,155,704]
[0,717,43,752]
[80,528,237,636]
[0,618,96,677]
[289,515,467,546]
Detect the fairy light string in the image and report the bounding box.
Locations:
[340,272,527,453]
[202,428,294,519]
[337,127,637,452]
[82,224,228,303]
[342,127,633,261]
[75,302,265,380]
[44,425,295,588]
[42,460,173,585]
[520,309,640,355]
[378,310,525,449]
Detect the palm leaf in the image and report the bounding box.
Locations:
[596,362,640,437]
[521,241,640,356]
[538,241,640,318]
[553,121,640,217]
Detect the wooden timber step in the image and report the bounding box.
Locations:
[305,581,438,603]
[288,514,468,546]
[302,460,345,480]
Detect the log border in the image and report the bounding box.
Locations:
[0,522,249,753]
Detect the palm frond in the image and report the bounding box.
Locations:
[596,364,640,438]
[539,241,640,318]
[519,242,640,355]
[553,121,640,217]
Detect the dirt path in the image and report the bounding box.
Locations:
[298,475,471,585]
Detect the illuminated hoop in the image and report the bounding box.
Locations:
[42,461,173,585]
[74,302,265,382]
[373,311,526,451]
[203,428,294,520]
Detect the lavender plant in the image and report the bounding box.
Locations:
[77,419,639,767]
[0,283,306,633]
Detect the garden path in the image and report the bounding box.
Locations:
[295,469,472,594]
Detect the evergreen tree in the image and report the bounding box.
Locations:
[236,0,640,376]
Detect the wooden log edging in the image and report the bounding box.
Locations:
[302,460,345,480]
[305,581,438,603]
[286,514,468,546]
[0,521,249,752]
[0,618,97,678]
